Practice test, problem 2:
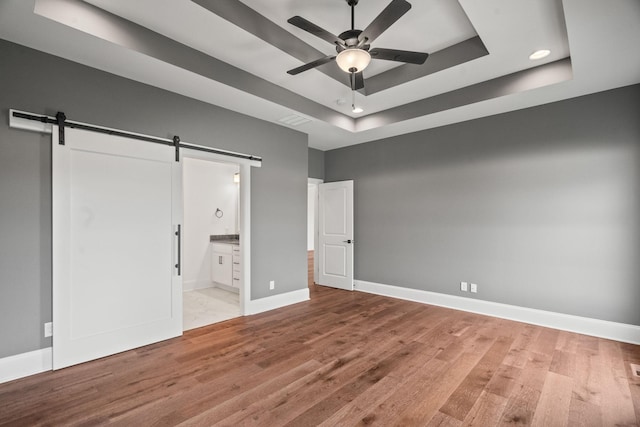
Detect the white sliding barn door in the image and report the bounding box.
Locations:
[318,180,354,291]
[52,127,182,369]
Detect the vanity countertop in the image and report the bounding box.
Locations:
[210,234,240,245]
[212,239,239,246]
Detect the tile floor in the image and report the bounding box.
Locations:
[183,287,240,331]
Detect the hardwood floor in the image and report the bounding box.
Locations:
[1,285,639,426]
[308,250,314,286]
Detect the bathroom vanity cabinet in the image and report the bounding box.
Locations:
[211,242,240,291]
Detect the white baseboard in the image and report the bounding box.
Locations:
[212,282,240,294]
[355,280,640,345]
[0,347,52,384]
[245,288,310,316]
[183,279,214,292]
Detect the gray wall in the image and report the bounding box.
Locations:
[308,147,325,180]
[0,40,308,358]
[326,84,640,326]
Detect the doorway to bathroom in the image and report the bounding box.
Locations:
[182,155,244,331]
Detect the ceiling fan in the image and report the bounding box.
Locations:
[286,0,429,91]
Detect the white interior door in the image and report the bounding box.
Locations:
[52,127,182,370]
[318,180,354,291]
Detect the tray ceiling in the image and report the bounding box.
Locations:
[0,0,638,149]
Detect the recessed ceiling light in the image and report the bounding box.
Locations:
[529,49,551,60]
[352,106,363,114]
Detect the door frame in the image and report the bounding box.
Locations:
[308,178,323,284]
[180,147,256,315]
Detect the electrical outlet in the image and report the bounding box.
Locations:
[460,282,468,292]
[44,322,52,338]
[269,280,275,290]
[470,283,478,293]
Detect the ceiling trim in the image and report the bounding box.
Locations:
[356,58,573,131]
[364,36,487,95]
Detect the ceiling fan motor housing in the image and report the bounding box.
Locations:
[337,29,366,51]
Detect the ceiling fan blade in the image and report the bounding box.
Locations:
[350,71,365,91]
[359,0,411,44]
[369,48,429,64]
[288,16,345,47]
[287,56,336,75]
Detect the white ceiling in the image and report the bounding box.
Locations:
[0,0,639,150]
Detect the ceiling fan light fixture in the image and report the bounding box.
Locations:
[336,48,371,73]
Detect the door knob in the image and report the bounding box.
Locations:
[343,239,353,244]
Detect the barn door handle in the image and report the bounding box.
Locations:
[175,225,181,276]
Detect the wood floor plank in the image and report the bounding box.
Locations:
[567,394,603,426]
[315,319,457,425]
[308,250,314,286]
[555,330,579,353]
[361,354,463,426]
[620,343,640,424]
[175,359,323,426]
[515,350,554,392]
[0,286,638,426]
[503,324,541,369]
[572,349,605,407]
[484,363,521,398]
[391,348,496,426]
[549,349,576,378]
[427,411,463,427]
[499,383,542,426]
[283,340,429,426]
[530,371,573,427]
[212,348,374,425]
[599,339,638,426]
[439,335,514,421]
[460,391,508,426]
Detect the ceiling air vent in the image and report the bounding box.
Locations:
[277,114,311,127]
